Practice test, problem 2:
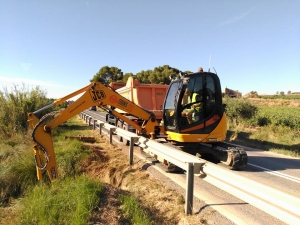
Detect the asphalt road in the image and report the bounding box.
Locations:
[227,146,300,199]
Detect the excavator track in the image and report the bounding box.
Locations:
[160,141,248,171]
[225,147,248,170]
[150,141,248,172]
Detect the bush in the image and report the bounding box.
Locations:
[257,117,271,126]
[223,97,258,126]
[0,84,50,139]
[0,84,70,140]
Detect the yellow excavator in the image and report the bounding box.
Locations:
[28,69,247,181]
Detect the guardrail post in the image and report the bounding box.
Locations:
[109,128,114,144]
[88,117,92,126]
[93,120,97,130]
[185,163,194,215]
[99,123,104,135]
[129,137,134,165]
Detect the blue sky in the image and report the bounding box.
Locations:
[1,0,299,99]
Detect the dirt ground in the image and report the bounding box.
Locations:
[81,133,221,225]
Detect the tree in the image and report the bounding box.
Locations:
[134,65,181,84]
[136,70,152,83]
[122,73,134,82]
[287,90,291,95]
[148,65,180,84]
[90,66,124,84]
[280,91,285,96]
[91,64,183,85]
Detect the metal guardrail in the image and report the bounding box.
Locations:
[79,112,205,215]
[79,112,300,224]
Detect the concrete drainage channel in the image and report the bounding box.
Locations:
[80,112,300,224]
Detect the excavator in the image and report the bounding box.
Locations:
[28,68,247,181]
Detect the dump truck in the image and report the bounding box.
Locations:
[108,81,126,90]
[106,77,169,133]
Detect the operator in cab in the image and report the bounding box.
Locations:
[181,88,202,124]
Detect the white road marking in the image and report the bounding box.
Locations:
[248,163,300,183]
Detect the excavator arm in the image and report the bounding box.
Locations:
[27,82,159,181]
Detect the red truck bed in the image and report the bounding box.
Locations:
[110,77,168,119]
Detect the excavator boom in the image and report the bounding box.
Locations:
[28,82,159,181]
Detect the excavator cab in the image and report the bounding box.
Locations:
[163,71,227,143]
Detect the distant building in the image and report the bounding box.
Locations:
[222,87,242,98]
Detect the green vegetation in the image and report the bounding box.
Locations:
[223,97,258,126]
[258,94,300,100]
[0,84,68,139]
[18,176,103,225]
[224,97,300,130]
[0,85,49,139]
[249,106,300,129]
[0,134,37,206]
[224,98,300,157]
[119,194,152,225]
[0,117,102,216]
